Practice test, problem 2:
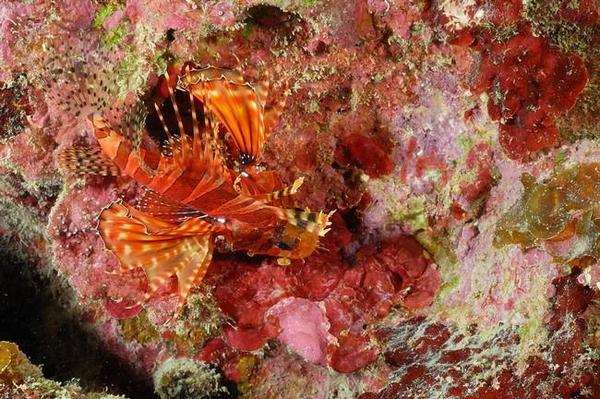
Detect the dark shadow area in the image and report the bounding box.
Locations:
[0,243,158,399]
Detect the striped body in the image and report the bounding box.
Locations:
[91,114,286,230]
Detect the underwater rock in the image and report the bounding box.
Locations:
[2,0,600,397]
[153,358,231,399]
[0,341,126,399]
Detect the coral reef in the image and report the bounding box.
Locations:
[2,0,600,398]
[0,341,126,399]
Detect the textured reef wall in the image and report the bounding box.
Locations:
[2,0,600,398]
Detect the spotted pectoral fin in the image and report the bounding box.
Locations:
[57,145,119,178]
[98,201,214,317]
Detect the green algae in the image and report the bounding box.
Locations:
[120,311,159,344]
[495,163,600,264]
[101,25,128,49]
[93,3,120,30]
[524,0,600,57]
[483,22,520,42]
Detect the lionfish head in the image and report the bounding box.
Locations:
[266,209,335,263]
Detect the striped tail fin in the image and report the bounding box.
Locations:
[98,201,214,318]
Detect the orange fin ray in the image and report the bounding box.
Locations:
[263,81,289,138]
[98,202,214,318]
[138,189,206,224]
[189,79,265,163]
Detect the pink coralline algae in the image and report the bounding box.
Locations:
[209,221,440,374]
[266,297,332,365]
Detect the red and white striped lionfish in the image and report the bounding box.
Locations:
[57,60,334,317]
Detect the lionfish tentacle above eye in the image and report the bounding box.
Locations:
[250,176,304,205]
[285,208,335,237]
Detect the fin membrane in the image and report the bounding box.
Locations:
[57,145,119,177]
[98,201,214,316]
[138,189,206,224]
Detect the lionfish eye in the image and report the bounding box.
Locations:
[276,241,293,250]
[240,153,254,166]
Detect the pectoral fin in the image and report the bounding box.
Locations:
[98,201,214,317]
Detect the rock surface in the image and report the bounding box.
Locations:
[1,0,600,398]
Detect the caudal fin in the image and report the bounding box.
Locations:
[57,145,119,178]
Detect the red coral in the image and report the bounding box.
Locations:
[211,259,292,350]
[213,261,291,330]
[224,324,280,352]
[336,133,394,178]
[460,143,493,203]
[207,229,438,373]
[470,26,588,160]
[287,253,345,301]
[378,236,440,309]
[323,236,439,339]
[330,332,379,373]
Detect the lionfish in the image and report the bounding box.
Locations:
[57,60,333,317]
